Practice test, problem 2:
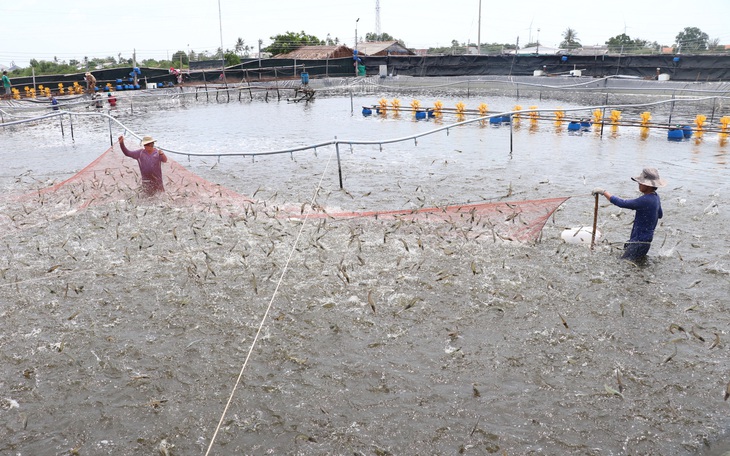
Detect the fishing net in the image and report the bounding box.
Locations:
[301,197,569,243]
[0,144,257,235]
[0,144,568,243]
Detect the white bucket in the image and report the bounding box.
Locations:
[561,226,601,245]
[658,73,670,81]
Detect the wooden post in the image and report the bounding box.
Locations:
[591,194,599,250]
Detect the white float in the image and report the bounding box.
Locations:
[561,226,601,245]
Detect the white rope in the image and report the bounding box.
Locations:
[203,144,336,456]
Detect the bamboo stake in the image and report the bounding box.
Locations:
[591,194,599,250]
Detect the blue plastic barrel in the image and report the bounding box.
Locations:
[116,85,122,91]
[362,107,372,116]
[682,125,693,138]
[134,84,140,90]
[489,116,501,125]
[134,67,141,74]
[568,121,581,131]
[427,110,436,118]
[561,56,568,62]
[300,72,309,85]
[501,115,511,123]
[157,83,163,88]
[116,79,122,84]
[667,129,684,141]
[580,120,592,130]
[415,111,426,120]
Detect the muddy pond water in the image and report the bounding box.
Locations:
[1,87,729,455]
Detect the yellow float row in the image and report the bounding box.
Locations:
[374,98,730,133]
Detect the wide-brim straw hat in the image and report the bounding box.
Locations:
[140,136,156,146]
[631,167,666,188]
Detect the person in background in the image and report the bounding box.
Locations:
[118,135,168,195]
[108,92,117,107]
[592,168,666,262]
[89,93,103,109]
[51,96,59,110]
[84,72,97,93]
[1,70,11,99]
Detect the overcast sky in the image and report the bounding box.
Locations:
[2,0,728,67]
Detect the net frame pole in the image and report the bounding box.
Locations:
[591,193,599,250]
[335,138,343,189]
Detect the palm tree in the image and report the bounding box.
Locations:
[560,28,581,50]
[235,38,245,57]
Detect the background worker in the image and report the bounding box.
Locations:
[1,70,11,99]
[84,72,97,93]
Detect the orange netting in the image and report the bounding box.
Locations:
[300,197,569,242]
[35,143,256,208]
[0,144,568,242]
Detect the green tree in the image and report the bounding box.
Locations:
[264,31,324,56]
[708,37,724,52]
[365,32,395,42]
[172,50,189,65]
[605,33,634,53]
[234,38,252,57]
[324,34,340,46]
[481,42,517,54]
[560,28,580,49]
[235,37,245,56]
[427,40,467,55]
[675,27,709,52]
[224,51,241,67]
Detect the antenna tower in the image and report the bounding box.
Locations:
[375,0,381,36]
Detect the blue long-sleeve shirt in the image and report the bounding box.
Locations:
[609,192,663,242]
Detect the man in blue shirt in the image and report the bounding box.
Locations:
[592,168,666,262]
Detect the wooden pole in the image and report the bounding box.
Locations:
[591,194,599,250]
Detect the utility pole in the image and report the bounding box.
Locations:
[355,17,360,51]
[477,0,481,54]
[375,0,381,37]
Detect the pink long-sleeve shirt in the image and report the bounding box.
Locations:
[119,142,167,194]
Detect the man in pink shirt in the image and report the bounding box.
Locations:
[118,135,168,195]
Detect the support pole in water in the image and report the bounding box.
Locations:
[591,194,599,250]
[69,113,75,141]
[335,138,343,189]
[599,93,608,138]
[350,90,354,116]
[509,116,513,155]
[59,114,64,137]
[108,111,113,146]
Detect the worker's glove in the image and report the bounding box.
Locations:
[591,187,605,196]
